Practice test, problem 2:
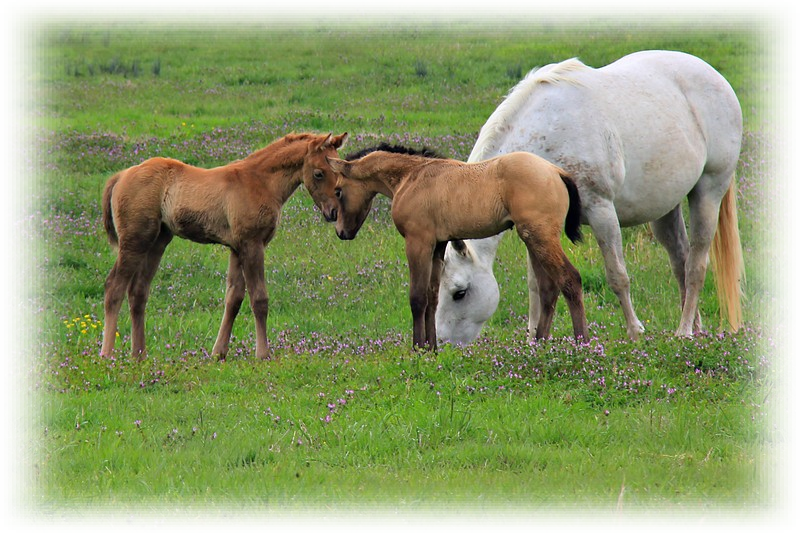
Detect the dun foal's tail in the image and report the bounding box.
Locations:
[102,172,121,250]
[560,174,583,244]
[710,177,744,332]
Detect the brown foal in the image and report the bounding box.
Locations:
[101,132,348,360]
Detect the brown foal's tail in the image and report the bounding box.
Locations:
[560,174,583,244]
[710,177,744,332]
[102,173,121,250]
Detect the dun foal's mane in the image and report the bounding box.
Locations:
[471,57,588,161]
[344,142,442,161]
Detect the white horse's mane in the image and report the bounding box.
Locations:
[469,58,589,162]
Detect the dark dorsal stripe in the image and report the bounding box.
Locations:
[344,142,442,161]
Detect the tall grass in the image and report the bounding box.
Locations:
[24,22,780,515]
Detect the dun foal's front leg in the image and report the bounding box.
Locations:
[424,242,448,349]
[211,250,246,360]
[405,238,437,350]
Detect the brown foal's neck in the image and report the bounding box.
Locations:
[241,134,315,201]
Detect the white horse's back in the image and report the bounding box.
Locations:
[438,50,743,344]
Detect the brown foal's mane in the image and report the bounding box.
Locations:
[241,132,320,172]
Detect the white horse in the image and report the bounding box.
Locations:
[436,50,744,344]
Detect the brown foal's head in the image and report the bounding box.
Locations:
[302,133,349,222]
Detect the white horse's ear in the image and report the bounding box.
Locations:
[450,240,470,257]
[468,235,502,265]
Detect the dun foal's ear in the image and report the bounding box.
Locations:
[325,156,351,176]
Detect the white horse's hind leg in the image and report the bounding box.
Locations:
[526,253,541,340]
[585,199,645,340]
[676,183,725,336]
[650,205,702,331]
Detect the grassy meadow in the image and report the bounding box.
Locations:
[23,21,782,516]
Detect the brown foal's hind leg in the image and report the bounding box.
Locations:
[212,250,246,360]
[237,243,271,360]
[127,229,173,360]
[101,250,145,358]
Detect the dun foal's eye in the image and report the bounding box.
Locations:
[313,169,325,180]
[334,188,342,199]
[453,289,468,301]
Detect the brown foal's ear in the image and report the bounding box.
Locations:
[325,156,351,177]
[313,133,333,152]
[330,132,348,149]
[317,132,349,151]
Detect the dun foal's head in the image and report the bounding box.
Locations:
[325,157,378,241]
[302,133,349,222]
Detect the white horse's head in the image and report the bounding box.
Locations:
[436,239,501,345]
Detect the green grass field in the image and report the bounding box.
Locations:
[22,20,782,519]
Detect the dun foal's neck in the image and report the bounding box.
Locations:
[359,153,429,197]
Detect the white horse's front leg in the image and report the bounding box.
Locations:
[585,200,645,340]
[526,253,541,341]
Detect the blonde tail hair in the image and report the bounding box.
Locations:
[710,177,745,331]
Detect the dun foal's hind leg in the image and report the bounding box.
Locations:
[526,254,542,341]
[238,243,272,360]
[127,229,173,359]
[650,205,702,332]
[584,200,645,339]
[212,251,246,360]
[527,256,559,340]
[518,225,588,341]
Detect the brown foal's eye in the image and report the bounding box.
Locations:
[313,169,325,181]
[335,188,342,199]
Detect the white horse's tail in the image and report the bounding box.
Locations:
[710,177,744,331]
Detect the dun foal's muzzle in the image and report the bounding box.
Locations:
[336,228,356,240]
[323,207,338,223]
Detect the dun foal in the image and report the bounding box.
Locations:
[101,132,348,360]
[326,150,588,350]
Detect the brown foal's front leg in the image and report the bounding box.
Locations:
[405,237,435,350]
[237,243,272,360]
[212,250,246,360]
